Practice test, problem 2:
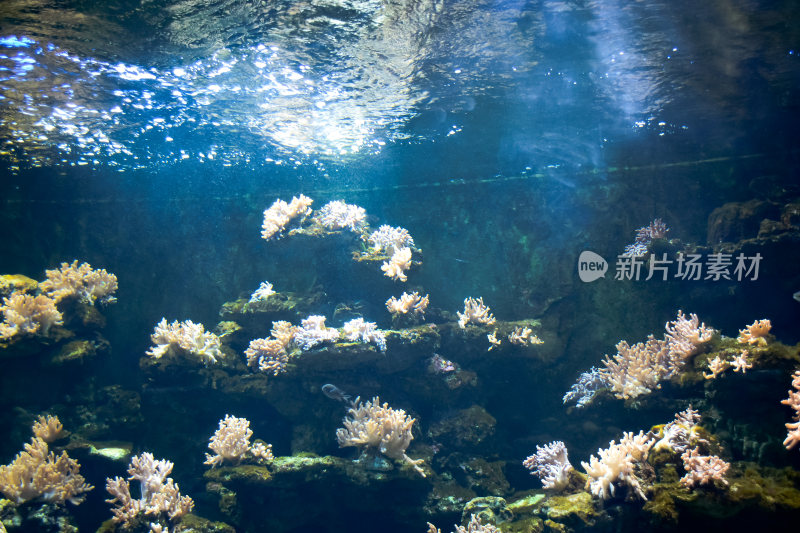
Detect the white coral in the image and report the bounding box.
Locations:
[336,396,424,476]
[293,315,340,350]
[457,297,496,329]
[260,195,313,240]
[386,292,428,317]
[248,281,275,303]
[105,453,193,526]
[381,247,413,282]
[245,338,289,375]
[522,441,573,491]
[368,225,414,255]
[204,415,253,467]
[342,318,386,351]
[315,200,367,231]
[146,319,222,364]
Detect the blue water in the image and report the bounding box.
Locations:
[1,0,799,531]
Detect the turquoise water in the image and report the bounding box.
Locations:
[0,0,799,531]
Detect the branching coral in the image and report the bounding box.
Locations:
[342,318,386,351]
[652,406,707,453]
[0,419,92,505]
[40,260,118,305]
[381,247,413,282]
[598,311,714,400]
[315,200,366,231]
[32,415,65,443]
[336,396,425,476]
[508,326,543,346]
[737,319,772,346]
[105,452,194,527]
[248,281,274,303]
[457,297,496,329]
[386,292,428,317]
[781,370,800,449]
[260,195,313,240]
[523,441,573,491]
[368,225,414,255]
[146,318,222,364]
[680,448,729,488]
[427,515,501,533]
[0,293,62,339]
[581,438,648,500]
[204,415,273,467]
[292,315,340,350]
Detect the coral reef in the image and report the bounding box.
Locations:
[146,318,222,364]
[40,260,118,305]
[0,293,62,339]
[336,396,425,476]
[105,452,194,528]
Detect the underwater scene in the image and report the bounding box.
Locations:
[1,0,800,531]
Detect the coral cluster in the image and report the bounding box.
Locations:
[622,218,669,257]
[40,260,118,305]
[342,318,386,351]
[427,515,501,533]
[368,225,414,254]
[315,200,367,231]
[32,414,65,442]
[562,367,607,408]
[457,297,496,329]
[0,417,92,505]
[523,440,573,490]
[385,291,428,317]
[245,337,289,375]
[781,370,800,449]
[652,406,707,452]
[105,452,194,527]
[737,319,771,346]
[599,311,713,400]
[205,415,273,467]
[508,326,543,346]
[680,448,729,488]
[292,315,340,350]
[581,431,653,500]
[248,281,275,303]
[260,195,313,240]
[381,246,413,282]
[146,318,222,364]
[0,292,62,339]
[336,396,425,476]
